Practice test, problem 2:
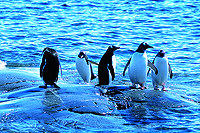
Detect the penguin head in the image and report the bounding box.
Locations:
[136,42,153,53]
[42,47,58,58]
[109,45,120,51]
[78,50,86,59]
[157,50,165,57]
[106,45,120,56]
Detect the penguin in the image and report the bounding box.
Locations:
[76,50,97,83]
[149,50,173,91]
[123,42,158,89]
[40,47,62,88]
[98,45,120,85]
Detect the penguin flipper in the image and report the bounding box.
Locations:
[147,68,151,76]
[123,58,131,76]
[59,62,62,78]
[168,63,173,79]
[87,59,99,66]
[147,60,158,75]
[147,57,155,76]
[86,59,98,80]
[90,64,97,80]
[40,56,46,78]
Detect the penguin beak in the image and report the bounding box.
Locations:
[113,46,120,51]
[146,44,153,49]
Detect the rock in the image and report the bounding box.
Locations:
[103,86,196,110]
[61,3,70,7]
[0,69,198,132]
[0,69,41,91]
[0,83,126,132]
[0,84,117,116]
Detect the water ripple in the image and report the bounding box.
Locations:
[0,0,200,132]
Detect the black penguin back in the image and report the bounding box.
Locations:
[98,52,111,85]
[98,45,120,85]
[40,47,60,85]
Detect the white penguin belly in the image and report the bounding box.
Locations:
[152,57,168,86]
[76,58,91,83]
[128,53,147,85]
[108,55,116,84]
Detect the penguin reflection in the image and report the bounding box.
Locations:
[40,47,62,88]
[42,88,63,114]
[43,88,62,107]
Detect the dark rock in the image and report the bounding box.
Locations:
[62,4,70,7]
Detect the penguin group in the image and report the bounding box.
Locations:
[39,42,173,91]
[76,45,120,86]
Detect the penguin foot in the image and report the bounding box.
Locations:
[129,85,137,89]
[139,86,146,90]
[154,87,159,90]
[162,87,168,91]
[39,84,47,88]
[53,83,60,88]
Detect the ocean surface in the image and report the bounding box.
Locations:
[0,0,200,132]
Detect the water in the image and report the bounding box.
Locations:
[0,0,200,132]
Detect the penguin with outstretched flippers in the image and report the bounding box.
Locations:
[123,42,158,89]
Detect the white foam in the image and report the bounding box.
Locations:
[0,60,6,69]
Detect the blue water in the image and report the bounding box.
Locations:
[0,0,200,132]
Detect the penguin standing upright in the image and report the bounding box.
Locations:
[40,47,61,88]
[150,50,173,91]
[123,42,158,89]
[98,45,120,85]
[76,50,97,83]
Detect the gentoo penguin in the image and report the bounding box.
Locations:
[123,42,158,89]
[76,50,97,83]
[149,50,173,91]
[98,45,120,85]
[40,47,62,88]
